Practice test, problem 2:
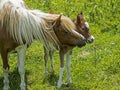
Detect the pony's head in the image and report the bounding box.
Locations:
[74,12,94,43]
[53,15,86,47]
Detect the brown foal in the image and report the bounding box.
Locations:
[43,12,94,88]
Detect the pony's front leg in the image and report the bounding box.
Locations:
[17,44,27,90]
[1,49,10,90]
[57,50,65,88]
[3,68,9,90]
[66,50,72,83]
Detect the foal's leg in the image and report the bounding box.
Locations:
[66,50,72,83]
[17,44,27,90]
[49,50,54,74]
[43,47,49,75]
[1,49,10,90]
[57,49,65,88]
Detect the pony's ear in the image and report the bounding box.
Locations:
[77,15,81,24]
[55,15,62,26]
[80,12,83,15]
[49,10,54,14]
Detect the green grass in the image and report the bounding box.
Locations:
[0,0,120,90]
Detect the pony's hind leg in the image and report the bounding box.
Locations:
[43,47,49,75]
[49,50,54,74]
[1,49,10,90]
[16,44,27,90]
[66,51,72,83]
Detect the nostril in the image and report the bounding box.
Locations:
[77,40,86,47]
[91,38,94,42]
[91,36,95,41]
[87,38,94,43]
[87,35,94,43]
[83,38,87,42]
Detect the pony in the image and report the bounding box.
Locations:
[0,0,86,90]
[43,11,94,88]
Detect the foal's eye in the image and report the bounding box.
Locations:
[85,27,89,31]
[83,27,89,31]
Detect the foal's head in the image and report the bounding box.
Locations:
[74,12,94,43]
[53,15,86,47]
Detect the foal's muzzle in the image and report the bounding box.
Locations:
[87,35,94,43]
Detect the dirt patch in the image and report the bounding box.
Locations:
[79,51,90,57]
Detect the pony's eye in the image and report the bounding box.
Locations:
[64,31,69,34]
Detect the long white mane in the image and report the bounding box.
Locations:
[0,0,60,50]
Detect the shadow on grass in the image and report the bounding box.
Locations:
[42,73,90,90]
[42,73,58,86]
[0,70,90,90]
[0,68,30,90]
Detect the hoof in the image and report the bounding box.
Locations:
[63,83,70,87]
[20,83,26,90]
[57,81,62,88]
[20,86,26,90]
[68,78,72,83]
[51,70,55,75]
[44,71,48,75]
[3,85,10,90]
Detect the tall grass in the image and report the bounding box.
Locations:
[25,0,120,33]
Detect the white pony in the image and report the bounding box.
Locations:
[0,0,86,90]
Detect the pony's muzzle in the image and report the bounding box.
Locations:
[76,39,86,47]
[87,35,94,43]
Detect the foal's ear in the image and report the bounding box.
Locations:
[77,12,83,24]
[77,15,81,24]
[55,15,62,26]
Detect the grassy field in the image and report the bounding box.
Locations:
[0,0,120,90]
